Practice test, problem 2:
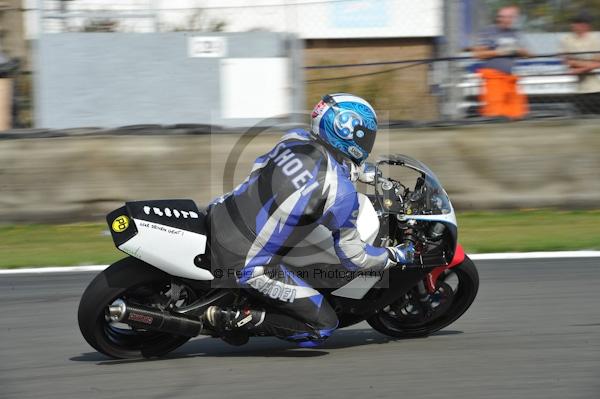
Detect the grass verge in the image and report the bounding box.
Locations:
[0,210,599,269]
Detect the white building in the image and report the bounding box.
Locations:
[29,0,442,39]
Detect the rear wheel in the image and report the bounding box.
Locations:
[368,256,479,338]
[78,257,200,359]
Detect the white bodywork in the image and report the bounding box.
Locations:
[330,273,383,299]
[118,219,213,280]
[356,193,380,244]
[329,193,383,298]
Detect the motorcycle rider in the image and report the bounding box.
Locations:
[204,93,415,346]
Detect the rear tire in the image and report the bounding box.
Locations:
[368,256,479,338]
[78,257,193,359]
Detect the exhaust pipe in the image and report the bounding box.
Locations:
[108,299,203,337]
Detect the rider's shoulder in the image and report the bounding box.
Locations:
[278,128,326,157]
[280,128,312,143]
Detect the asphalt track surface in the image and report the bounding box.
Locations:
[1,258,598,399]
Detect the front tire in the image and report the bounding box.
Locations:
[78,257,194,359]
[368,256,479,338]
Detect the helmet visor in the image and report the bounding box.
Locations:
[353,123,376,156]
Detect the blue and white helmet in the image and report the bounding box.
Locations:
[310,93,378,165]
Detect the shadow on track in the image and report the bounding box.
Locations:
[70,328,462,365]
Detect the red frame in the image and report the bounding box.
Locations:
[425,244,465,293]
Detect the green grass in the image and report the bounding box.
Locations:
[1,210,599,269]
[458,210,600,253]
[0,224,122,269]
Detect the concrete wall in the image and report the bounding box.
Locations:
[0,120,598,223]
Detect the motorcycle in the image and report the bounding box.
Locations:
[78,154,479,359]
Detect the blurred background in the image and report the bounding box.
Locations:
[0,0,599,267]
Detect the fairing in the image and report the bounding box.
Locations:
[378,154,459,262]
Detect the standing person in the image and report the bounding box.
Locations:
[560,10,600,114]
[473,6,530,119]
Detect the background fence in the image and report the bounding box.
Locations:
[1,0,599,127]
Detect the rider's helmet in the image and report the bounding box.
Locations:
[310,93,378,165]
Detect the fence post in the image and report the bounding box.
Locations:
[442,0,464,120]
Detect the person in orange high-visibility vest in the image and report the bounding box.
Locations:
[473,6,530,119]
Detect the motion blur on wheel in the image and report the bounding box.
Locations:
[78,154,478,359]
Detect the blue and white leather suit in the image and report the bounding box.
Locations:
[207,128,393,346]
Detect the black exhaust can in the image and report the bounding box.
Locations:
[111,300,203,337]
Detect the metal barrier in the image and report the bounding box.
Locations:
[304,50,600,122]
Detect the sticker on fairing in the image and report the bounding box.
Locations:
[111,215,130,233]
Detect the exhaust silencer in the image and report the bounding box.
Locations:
[108,299,203,337]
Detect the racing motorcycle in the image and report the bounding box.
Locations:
[78,154,479,359]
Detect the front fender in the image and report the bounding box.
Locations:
[425,244,466,293]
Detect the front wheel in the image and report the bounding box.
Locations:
[78,257,198,359]
[368,256,479,338]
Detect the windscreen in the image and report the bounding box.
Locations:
[379,154,454,218]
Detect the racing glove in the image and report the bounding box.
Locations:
[386,241,415,268]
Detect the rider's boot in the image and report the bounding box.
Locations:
[203,305,266,346]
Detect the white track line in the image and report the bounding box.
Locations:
[0,265,108,274]
[470,251,600,260]
[1,251,599,275]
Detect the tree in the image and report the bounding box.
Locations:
[165,9,227,32]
